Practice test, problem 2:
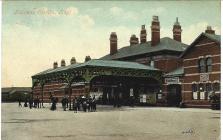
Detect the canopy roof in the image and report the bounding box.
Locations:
[101,37,188,60]
[32,59,160,78]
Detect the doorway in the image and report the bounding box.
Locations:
[167,84,182,106]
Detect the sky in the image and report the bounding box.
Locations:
[2,1,221,87]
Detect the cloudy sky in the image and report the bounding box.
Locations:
[2,1,221,87]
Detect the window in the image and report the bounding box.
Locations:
[206,57,212,72]
[192,83,197,92]
[213,82,220,93]
[199,83,205,100]
[148,60,154,67]
[192,83,198,99]
[206,83,213,99]
[198,58,206,73]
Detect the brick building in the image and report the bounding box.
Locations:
[31,16,220,108]
[179,28,220,108]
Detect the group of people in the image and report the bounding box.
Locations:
[48,95,97,112]
[19,96,42,109]
[73,96,97,112]
[18,95,97,113]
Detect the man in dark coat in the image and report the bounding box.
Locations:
[29,98,33,109]
[61,97,67,111]
[92,96,97,111]
[37,96,40,108]
[18,98,22,107]
[50,97,57,111]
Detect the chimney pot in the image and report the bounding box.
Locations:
[110,32,118,55]
[151,15,160,46]
[61,59,66,67]
[173,17,182,42]
[140,25,147,44]
[130,34,139,46]
[70,57,76,65]
[205,26,215,34]
[85,56,91,62]
[53,62,58,69]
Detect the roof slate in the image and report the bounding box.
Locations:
[100,37,188,60]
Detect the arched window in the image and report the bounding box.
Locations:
[199,83,205,100]
[206,83,213,99]
[198,58,206,73]
[192,83,198,100]
[192,83,197,92]
[206,57,212,72]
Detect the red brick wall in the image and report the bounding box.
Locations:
[182,36,220,107]
[33,82,86,103]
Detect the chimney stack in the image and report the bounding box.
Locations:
[130,34,139,46]
[205,26,215,34]
[53,62,58,69]
[61,59,66,67]
[85,56,91,62]
[70,57,76,65]
[173,17,182,42]
[151,16,160,46]
[110,32,117,55]
[140,25,147,43]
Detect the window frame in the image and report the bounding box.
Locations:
[206,57,212,72]
[198,58,206,73]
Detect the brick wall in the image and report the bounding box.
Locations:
[182,36,220,107]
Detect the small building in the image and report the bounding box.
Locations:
[2,87,32,102]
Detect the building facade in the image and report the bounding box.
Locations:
[31,16,221,108]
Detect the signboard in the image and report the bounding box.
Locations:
[165,77,179,84]
[139,94,156,104]
[89,92,103,100]
[200,73,209,82]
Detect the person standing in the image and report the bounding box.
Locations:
[37,96,40,108]
[61,97,67,111]
[18,98,22,107]
[73,98,78,113]
[92,96,97,112]
[29,97,33,109]
[50,97,57,111]
[24,98,28,107]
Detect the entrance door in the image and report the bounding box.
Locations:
[167,84,182,106]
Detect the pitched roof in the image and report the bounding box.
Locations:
[164,67,184,77]
[100,37,188,60]
[32,59,160,77]
[180,33,221,58]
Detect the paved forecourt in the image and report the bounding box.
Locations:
[2,103,220,140]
